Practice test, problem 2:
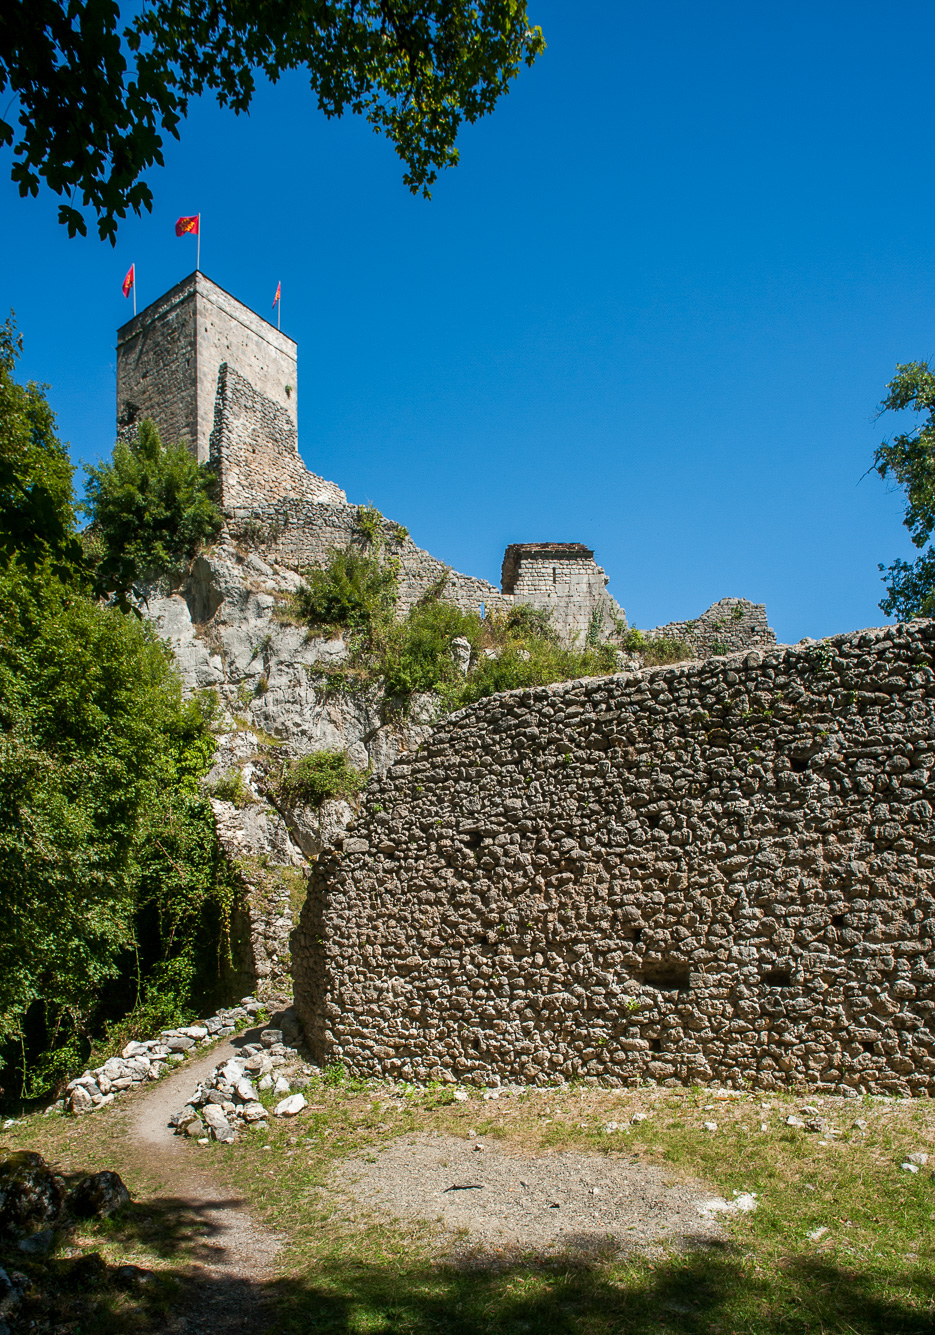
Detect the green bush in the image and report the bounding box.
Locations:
[210,768,254,806]
[458,636,620,706]
[276,750,369,807]
[0,559,239,1095]
[377,598,484,703]
[298,541,639,715]
[0,315,80,577]
[623,627,694,666]
[321,593,622,715]
[292,545,398,632]
[82,418,223,605]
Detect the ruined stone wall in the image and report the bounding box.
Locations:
[501,543,625,641]
[293,621,935,1097]
[210,365,346,509]
[226,497,513,616]
[195,274,297,459]
[651,598,776,658]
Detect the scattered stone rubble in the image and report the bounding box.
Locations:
[64,997,264,1115]
[170,1006,310,1141]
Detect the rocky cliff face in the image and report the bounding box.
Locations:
[141,540,432,992]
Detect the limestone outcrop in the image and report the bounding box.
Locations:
[142,541,431,990]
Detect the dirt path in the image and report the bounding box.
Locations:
[127,1039,281,1334]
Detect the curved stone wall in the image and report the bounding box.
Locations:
[292,622,935,1096]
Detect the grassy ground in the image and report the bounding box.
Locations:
[5,1075,935,1333]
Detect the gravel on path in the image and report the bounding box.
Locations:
[334,1133,728,1263]
[125,1037,282,1333]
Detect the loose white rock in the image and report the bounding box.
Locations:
[69,1086,94,1115]
[202,1104,231,1132]
[702,1121,718,1132]
[274,1094,308,1117]
[240,1102,268,1122]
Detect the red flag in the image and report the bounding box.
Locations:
[122,264,135,298]
[272,282,281,309]
[175,215,199,236]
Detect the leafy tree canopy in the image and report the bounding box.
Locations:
[83,418,223,605]
[0,334,236,1098]
[874,361,935,620]
[0,0,545,242]
[0,315,80,576]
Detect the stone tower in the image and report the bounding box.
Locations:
[115,272,344,509]
[116,271,297,463]
[500,542,625,640]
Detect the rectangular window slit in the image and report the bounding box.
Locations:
[640,965,690,993]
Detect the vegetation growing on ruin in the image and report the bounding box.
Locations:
[312,587,624,715]
[293,529,698,715]
[0,324,240,1098]
[275,750,369,807]
[82,418,223,607]
[209,767,255,807]
[292,541,635,714]
[622,627,695,665]
[292,545,399,632]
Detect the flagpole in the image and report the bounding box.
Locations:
[278,287,281,331]
[133,272,136,317]
[197,215,201,272]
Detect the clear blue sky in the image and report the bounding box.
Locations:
[2,0,933,643]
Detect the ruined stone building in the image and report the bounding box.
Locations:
[117,274,935,1104]
[117,273,774,647]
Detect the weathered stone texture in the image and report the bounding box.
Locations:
[501,543,626,640]
[210,364,346,509]
[227,498,514,617]
[293,622,935,1096]
[651,597,776,658]
[142,543,432,995]
[117,272,299,464]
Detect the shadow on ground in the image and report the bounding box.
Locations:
[18,1202,935,1335]
[261,1250,935,1335]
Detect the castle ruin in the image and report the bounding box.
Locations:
[117,273,774,648]
[112,275,935,1102]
